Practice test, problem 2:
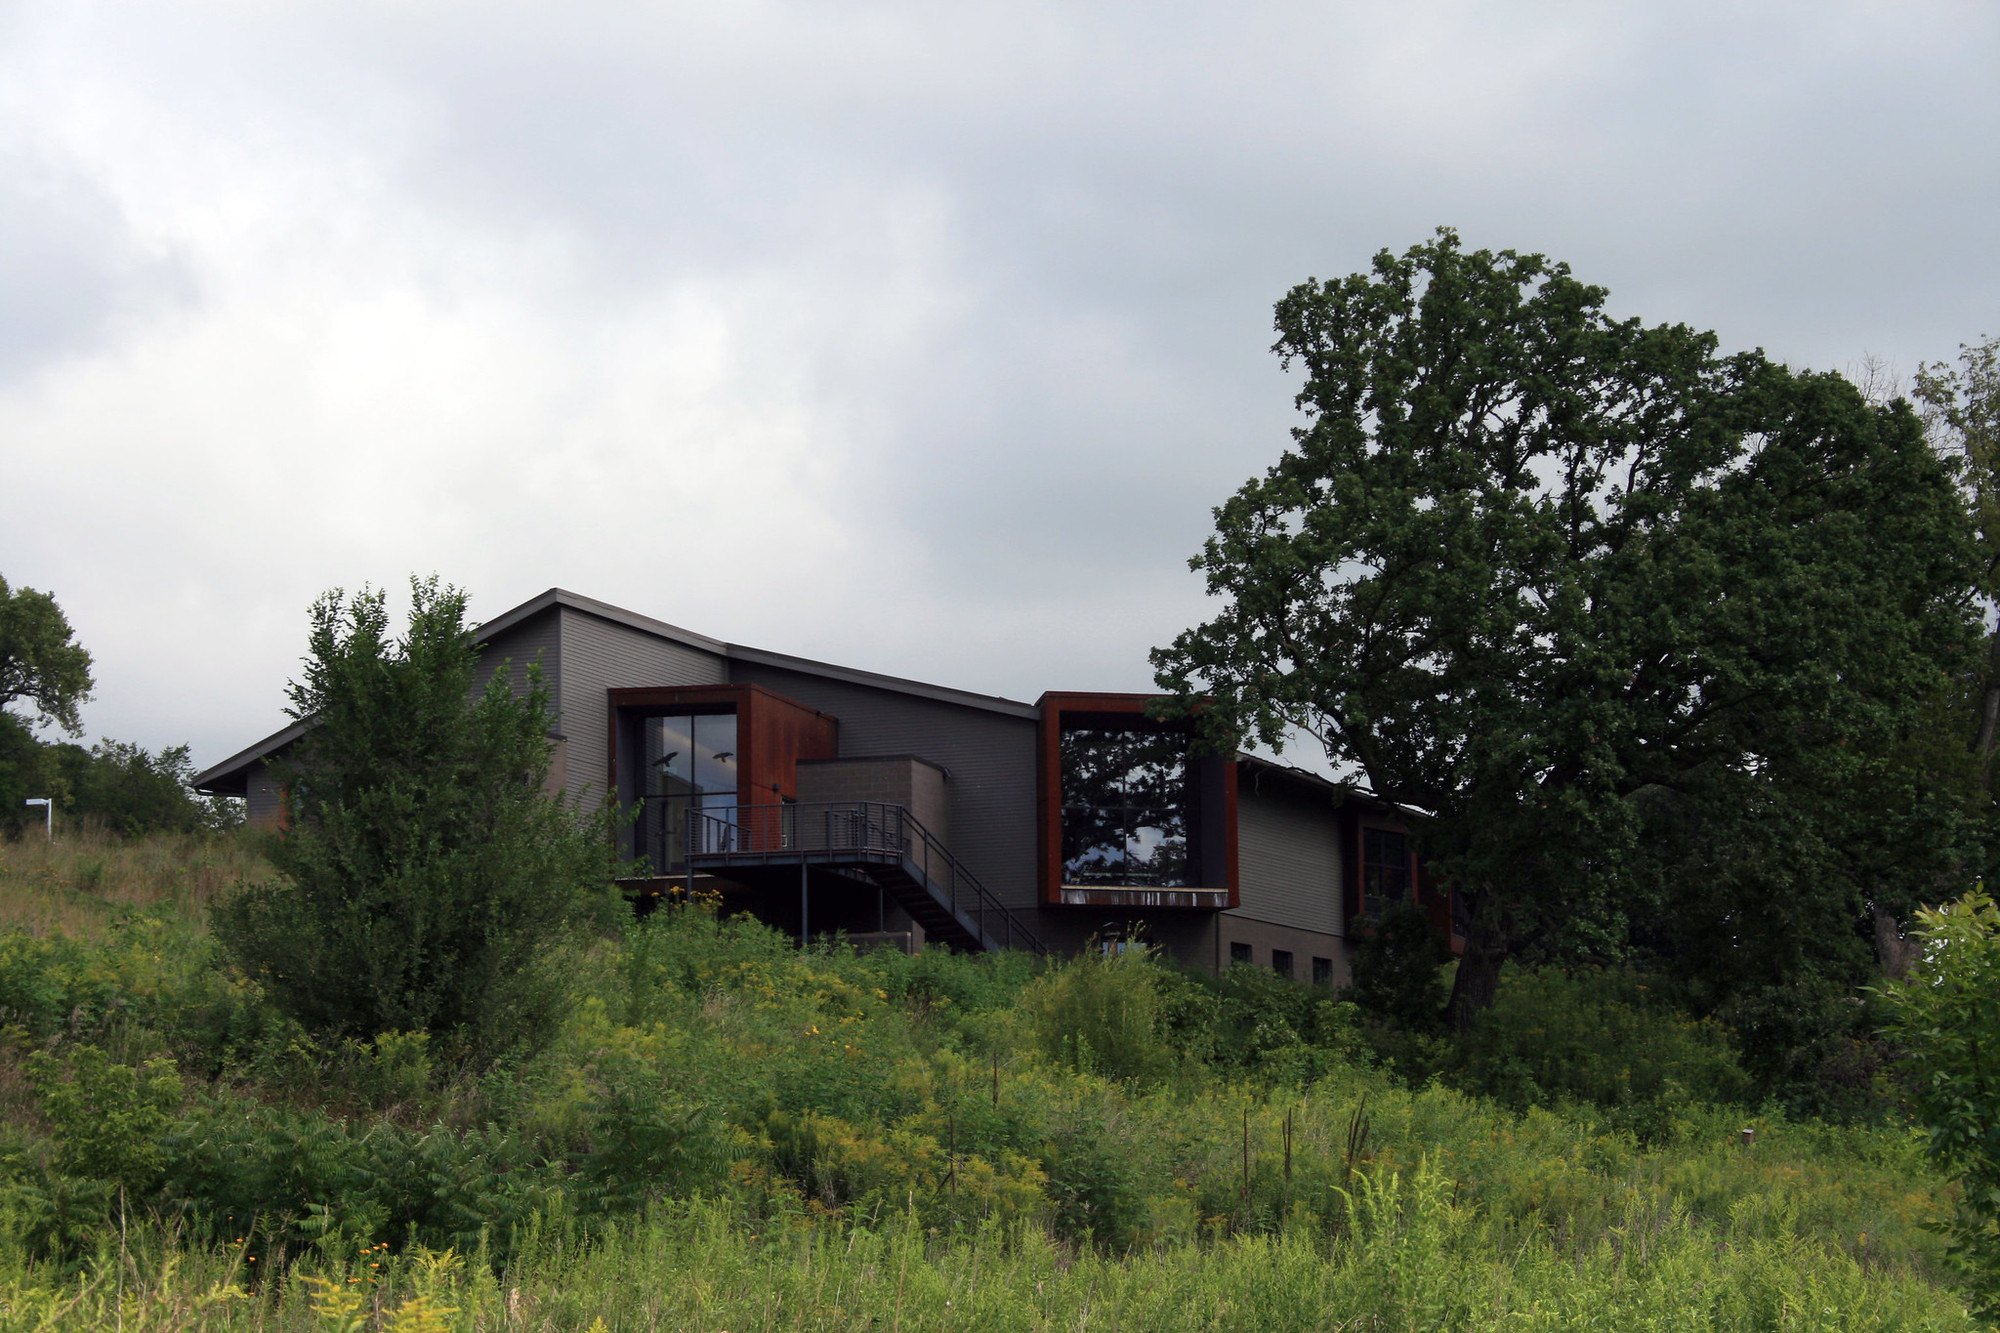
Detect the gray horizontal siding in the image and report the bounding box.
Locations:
[479,612,562,705]
[559,607,728,806]
[1232,775,1344,938]
[245,763,284,829]
[729,660,1040,912]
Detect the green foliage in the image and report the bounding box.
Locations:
[25,1044,183,1193]
[215,578,617,1064]
[0,840,1981,1322]
[0,576,93,736]
[62,739,241,836]
[1918,334,2000,604]
[1881,888,2000,1318]
[1153,229,1981,1028]
[2,716,243,840]
[1020,946,1173,1083]
[1200,963,1365,1086]
[1345,902,1452,1033]
[1444,968,1750,1142]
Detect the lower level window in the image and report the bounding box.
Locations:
[1312,956,1333,986]
[1271,949,1294,978]
[1229,941,1252,965]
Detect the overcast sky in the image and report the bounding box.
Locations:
[2,1,1996,771]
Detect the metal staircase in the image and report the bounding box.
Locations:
[684,801,1046,954]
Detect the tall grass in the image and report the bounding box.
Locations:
[0,1183,1977,1331]
[0,838,1981,1328]
[0,828,264,937]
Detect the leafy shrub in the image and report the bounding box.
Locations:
[1446,967,1749,1141]
[1207,963,1364,1084]
[0,931,129,1040]
[25,1044,182,1193]
[1019,947,1173,1084]
[1345,902,1451,1032]
[215,580,619,1065]
[1041,1097,1151,1247]
[160,1091,553,1259]
[1881,888,2000,1319]
[1719,975,1897,1122]
[576,1044,738,1212]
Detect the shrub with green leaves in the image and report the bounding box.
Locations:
[1020,946,1173,1084]
[1881,888,2000,1319]
[1345,902,1452,1032]
[25,1044,182,1193]
[1446,966,1749,1141]
[215,578,618,1065]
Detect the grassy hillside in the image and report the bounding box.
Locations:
[0,833,1979,1329]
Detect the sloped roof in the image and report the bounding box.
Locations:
[194,587,1039,793]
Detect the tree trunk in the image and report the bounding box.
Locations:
[1873,905,1920,981]
[1445,917,1509,1033]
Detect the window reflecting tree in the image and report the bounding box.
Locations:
[1059,727,1197,886]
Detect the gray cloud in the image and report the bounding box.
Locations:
[0,0,1993,768]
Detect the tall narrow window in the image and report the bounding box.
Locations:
[636,712,737,871]
[1361,826,1410,914]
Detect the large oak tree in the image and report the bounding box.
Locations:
[1154,230,1980,1029]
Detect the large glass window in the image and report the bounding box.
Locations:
[1059,726,1197,887]
[637,712,737,870]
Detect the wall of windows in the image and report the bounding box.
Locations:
[1058,726,1198,887]
[634,712,738,871]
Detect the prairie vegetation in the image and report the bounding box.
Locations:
[0,831,1981,1329]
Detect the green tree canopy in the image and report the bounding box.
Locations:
[0,577,93,735]
[1916,334,2000,768]
[1153,230,1980,1028]
[216,577,616,1062]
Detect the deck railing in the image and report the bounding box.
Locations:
[678,800,1045,954]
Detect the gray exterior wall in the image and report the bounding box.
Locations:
[1233,775,1346,940]
[557,607,729,807]
[478,612,567,797]
[1218,916,1351,988]
[245,763,284,828]
[727,661,1040,913]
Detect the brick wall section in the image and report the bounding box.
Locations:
[794,757,951,847]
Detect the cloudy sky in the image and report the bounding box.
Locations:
[2,1,1996,770]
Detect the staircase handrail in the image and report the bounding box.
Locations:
[688,800,1046,955]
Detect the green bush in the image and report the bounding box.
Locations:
[215,579,619,1065]
[1881,889,2000,1320]
[1207,963,1364,1084]
[25,1044,182,1193]
[1446,967,1750,1141]
[1345,902,1451,1032]
[1020,946,1173,1084]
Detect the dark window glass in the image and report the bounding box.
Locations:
[1059,726,1196,886]
[1271,949,1294,978]
[635,712,738,869]
[1229,941,1252,965]
[1362,827,1410,911]
[1312,956,1333,986]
